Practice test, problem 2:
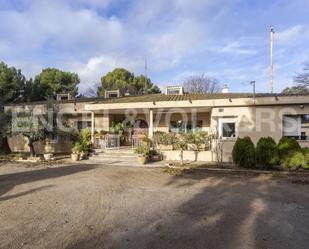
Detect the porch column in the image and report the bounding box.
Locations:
[148,109,153,138]
[91,111,95,143]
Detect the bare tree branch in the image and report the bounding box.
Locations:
[183,74,221,93]
[294,62,309,88]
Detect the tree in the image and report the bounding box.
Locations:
[184,74,221,93]
[0,61,26,153]
[281,85,308,94]
[0,111,12,154]
[294,62,309,88]
[8,111,49,156]
[0,61,26,103]
[33,68,80,101]
[98,68,161,97]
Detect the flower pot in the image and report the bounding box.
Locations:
[71,153,80,161]
[80,151,89,160]
[137,156,147,165]
[43,153,53,161]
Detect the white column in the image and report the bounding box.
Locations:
[91,111,95,143]
[148,109,153,138]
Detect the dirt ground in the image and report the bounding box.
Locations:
[0,162,309,249]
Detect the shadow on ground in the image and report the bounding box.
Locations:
[0,164,97,201]
[66,171,309,249]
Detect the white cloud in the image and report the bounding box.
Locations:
[70,54,147,92]
[276,25,305,44]
[210,41,258,55]
[0,0,308,93]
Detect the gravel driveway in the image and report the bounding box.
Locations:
[0,163,309,249]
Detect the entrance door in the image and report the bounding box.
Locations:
[132,119,148,148]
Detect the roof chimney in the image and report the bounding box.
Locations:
[222,84,229,93]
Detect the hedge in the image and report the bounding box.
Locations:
[232,137,255,168]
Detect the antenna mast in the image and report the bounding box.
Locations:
[144,56,148,93]
[269,26,275,93]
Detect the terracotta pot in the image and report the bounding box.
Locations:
[71,153,80,161]
[137,156,147,165]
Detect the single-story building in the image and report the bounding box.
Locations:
[4,86,309,162]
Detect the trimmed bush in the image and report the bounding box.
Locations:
[302,148,309,169]
[277,137,304,170]
[280,150,307,170]
[277,137,301,158]
[255,137,279,169]
[232,137,255,168]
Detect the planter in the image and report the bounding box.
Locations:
[158,144,173,151]
[80,151,89,160]
[71,153,80,161]
[150,154,163,162]
[43,153,53,161]
[137,155,147,165]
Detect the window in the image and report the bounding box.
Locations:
[169,120,203,134]
[105,90,120,98]
[283,114,309,140]
[77,121,91,130]
[219,118,237,138]
[167,89,181,95]
[302,114,309,123]
[165,86,184,95]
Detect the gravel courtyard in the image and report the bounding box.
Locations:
[0,163,309,249]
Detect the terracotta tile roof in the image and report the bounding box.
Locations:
[5,92,309,106]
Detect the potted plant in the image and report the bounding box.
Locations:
[71,142,82,161]
[134,145,150,165]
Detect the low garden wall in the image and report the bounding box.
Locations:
[8,135,72,154]
[162,150,214,162]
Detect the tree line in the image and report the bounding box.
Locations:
[0,60,308,107]
[0,62,163,105]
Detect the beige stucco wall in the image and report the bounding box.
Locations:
[211,105,309,162]
[4,96,309,158]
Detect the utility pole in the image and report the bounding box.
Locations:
[269,26,275,93]
[250,81,256,104]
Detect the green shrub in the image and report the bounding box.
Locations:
[72,142,83,154]
[232,137,255,168]
[256,137,279,168]
[277,137,304,170]
[302,148,309,169]
[280,150,307,170]
[134,145,150,157]
[277,137,301,158]
[153,131,176,145]
[79,128,92,152]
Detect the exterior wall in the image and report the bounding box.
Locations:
[211,105,309,162]
[4,96,309,159]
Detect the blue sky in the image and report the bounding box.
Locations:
[0,0,309,93]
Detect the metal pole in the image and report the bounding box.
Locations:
[270,26,275,93]
[250,81,256,104]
